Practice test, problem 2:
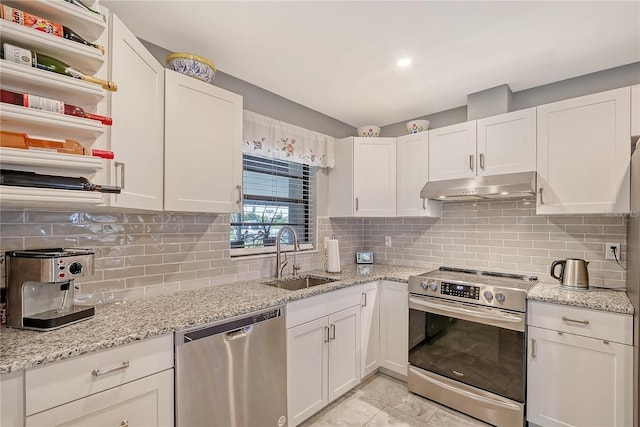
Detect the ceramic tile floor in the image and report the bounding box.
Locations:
[299,373,493,427]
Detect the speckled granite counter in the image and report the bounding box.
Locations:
[0,264,425,374]
[527,281,634,315]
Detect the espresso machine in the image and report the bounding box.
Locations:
[6,248,96,331]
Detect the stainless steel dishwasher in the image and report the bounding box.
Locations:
[175,305,287,427]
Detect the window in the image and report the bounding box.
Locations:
[230,154,315,253]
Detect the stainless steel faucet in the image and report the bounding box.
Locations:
[275,226,300,278]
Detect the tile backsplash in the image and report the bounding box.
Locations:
[0,200,628,305]
[362,200,628,288]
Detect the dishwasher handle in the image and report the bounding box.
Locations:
[225,325,253,341]
[176,306,283,345]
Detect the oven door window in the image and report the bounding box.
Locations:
[408,308,525,403]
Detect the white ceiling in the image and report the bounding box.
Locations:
[102,1,640,128]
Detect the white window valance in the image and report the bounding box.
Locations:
[243,110,335,168]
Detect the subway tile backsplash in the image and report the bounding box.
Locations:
[0,199,628,305]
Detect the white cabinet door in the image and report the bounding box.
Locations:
[26,369,174,427]
[164,69,243,213]
[360,283,380,378]
[379,280,408,377]
[328,305,361,403]
[536,87,631,214]
[287,317,328,426]
[353,137,396,216]
[1,371,23,427]
[632,84,639,138]
[396,133,442,217]
[108,14,164,210]
[527,326,633,427]
[428,121,477,181]
[477,107,536,176]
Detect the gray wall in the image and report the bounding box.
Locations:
[141,40,355,139]
[381,62,640,137]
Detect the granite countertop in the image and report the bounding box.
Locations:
[2,265,634,374]
[0,264,425,374]
[527,281,634,315]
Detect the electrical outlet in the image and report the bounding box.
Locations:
[385,236,392,247]
[605,242,621,260]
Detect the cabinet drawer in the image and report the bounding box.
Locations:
[26,369,174,427]
[26,334,173,416]
[286,283,367,329]
[528,301,632,345]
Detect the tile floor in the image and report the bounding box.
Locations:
[300,373,492,427]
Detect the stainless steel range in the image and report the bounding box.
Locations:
[407,267,537,427]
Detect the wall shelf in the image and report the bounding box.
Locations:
[0,147,104,177]
[0,20,104,75]
[2,0,106,41]
[0,60,106,108]
[0,185,104,207]
[0,103,105,143]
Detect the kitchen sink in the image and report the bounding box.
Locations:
[263,276,336,291]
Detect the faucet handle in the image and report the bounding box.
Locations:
[292,263,301,275]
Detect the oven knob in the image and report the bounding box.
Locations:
[484,290,494,301]
[430,282,438,291]
[421,281,429,290]
[496,292,505,302]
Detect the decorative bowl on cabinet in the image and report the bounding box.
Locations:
[357,125,380,137]
[406,119,430,134]
[166,52,216,83]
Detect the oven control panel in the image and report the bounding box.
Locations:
[441,282,480,300]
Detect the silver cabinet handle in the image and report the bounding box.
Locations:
[539,188,544,205]
[531,339,536,358]
[355,197,359,211]
[92,361,130,377]
[114,161,126,189]
[422,198,426,210]
[324,326,330,343]
[479,153,485,170]
[235,184,242,204]
[361,292,367,307]
[562,316,590,325]
[469,154,474,171]
[330,324,336,340]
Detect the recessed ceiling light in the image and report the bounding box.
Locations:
[438,195,446,199]
[500,191,510,196]
[397,58,412,67]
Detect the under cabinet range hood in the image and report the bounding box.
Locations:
[420,171,537,201]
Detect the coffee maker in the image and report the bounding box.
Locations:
[6,248,96,331]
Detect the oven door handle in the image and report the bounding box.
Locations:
[412,367,522,411]
[409,297,523,324]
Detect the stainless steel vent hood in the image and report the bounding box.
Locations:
[421,171,537,201]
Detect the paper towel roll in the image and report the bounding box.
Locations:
[326,239,341,273]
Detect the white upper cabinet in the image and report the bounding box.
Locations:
[631,84,639,138]
[328,137,396,217]
[476,107,536,176]
[428,121,477,181]
[536,87,631,215]
[429,109,536,182]
[164,69,243,213]
[108,14,164,211]
[396,133,441,217]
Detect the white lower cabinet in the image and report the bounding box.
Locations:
[527,302,633,427]
[8,334,175,427]
[379,280,408,377]
[26,369,173,427]
[360,282,380,378]
[286,286,363,426]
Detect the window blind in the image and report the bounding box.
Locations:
[230,154,316,251]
